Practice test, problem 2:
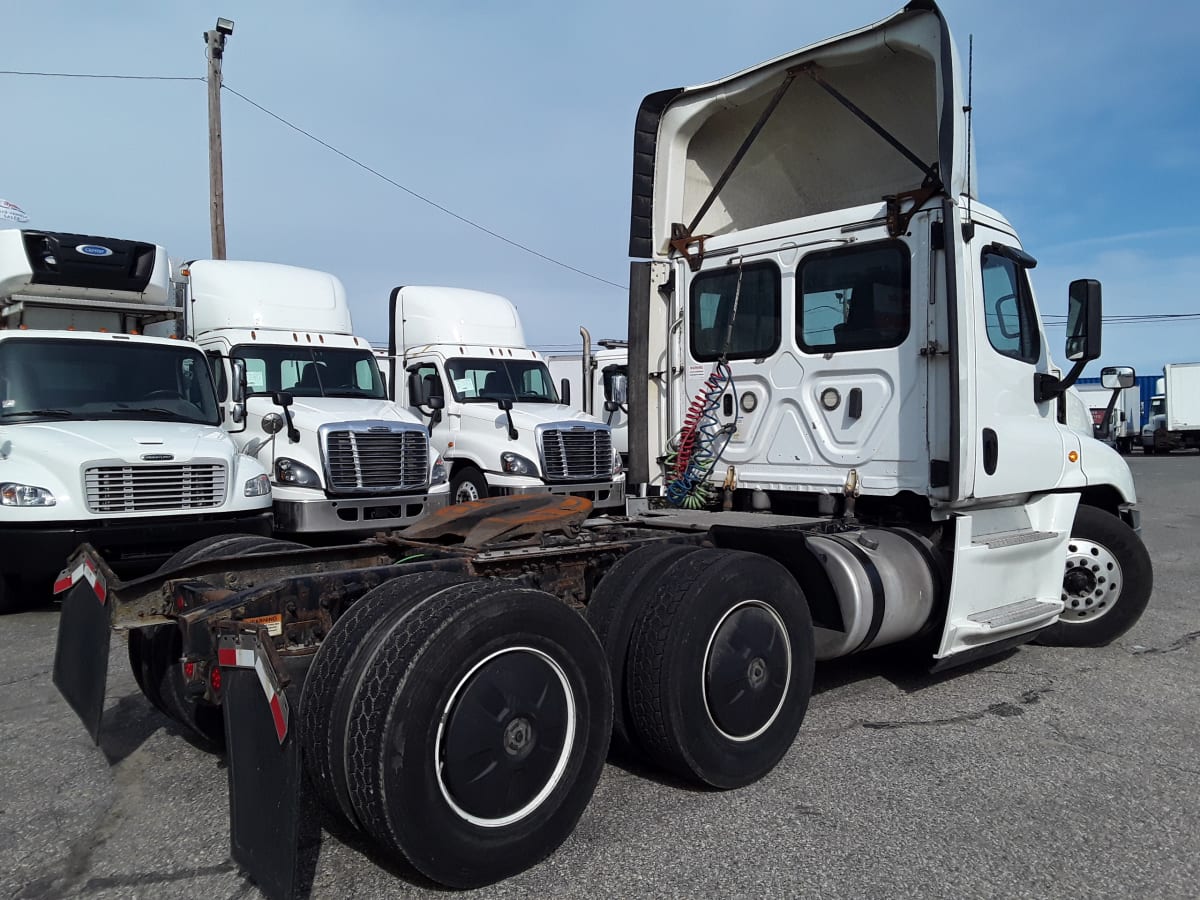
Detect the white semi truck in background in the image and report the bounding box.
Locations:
[381,286,625,508]
[170,260,448,535]
[0,229,272,612]
[55,2,1155,893]
[546,331,630,465]
[1142,363,1200,453]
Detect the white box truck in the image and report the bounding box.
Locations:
[546,330,630,464]
[171,260,448,535]
[55,3,1155,892]
[0,229,272,611]
[1142,363,1200,453]
[381,286,624,508]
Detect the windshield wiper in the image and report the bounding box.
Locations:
[1,408,74,419]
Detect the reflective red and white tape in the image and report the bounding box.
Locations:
[217,634,290,743]
[53,555,106,603]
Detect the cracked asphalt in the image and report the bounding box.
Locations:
[2,454,1197,899]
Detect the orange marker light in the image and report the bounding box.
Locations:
[1068,450,1079,463]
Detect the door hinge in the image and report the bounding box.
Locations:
[919,341,947,357]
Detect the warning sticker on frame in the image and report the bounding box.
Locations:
[687,364,705,377]
[244,614,283,637]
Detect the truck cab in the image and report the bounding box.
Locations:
[384,286,624,509]
[175,260,448,535]
[0,229,272,609]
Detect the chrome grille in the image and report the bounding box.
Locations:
[324,427,429,493]
[540,426,612,482]
[84,464,227,513]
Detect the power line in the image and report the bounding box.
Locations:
[0,69,202,82]
[220,83,628,292]
[0,68,628,293]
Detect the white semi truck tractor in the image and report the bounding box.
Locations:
[54,2,1154,893]
[172,260,448,536]
[0,229,272,612]
[383,286,625,509]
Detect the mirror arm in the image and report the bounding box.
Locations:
[1034,359,1089,404]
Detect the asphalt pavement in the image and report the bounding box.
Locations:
[1,454,1197,899]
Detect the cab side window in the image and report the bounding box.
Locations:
[981,250,1040,363]
[409,363,442,405]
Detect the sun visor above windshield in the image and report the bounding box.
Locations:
[629,0,974,258]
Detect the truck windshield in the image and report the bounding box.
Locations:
[445,358,559,403]
[0,338,220,425]
[232,346,386,399]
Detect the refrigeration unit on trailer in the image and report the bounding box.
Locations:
[546,330,630,464]
[172,260,448,535]
[53,2,1152,895]
[382,286,625,508]
[0,229,272,612]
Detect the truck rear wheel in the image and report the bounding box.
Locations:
[1037,504,1153,647]
[626,548,814,789]
[299,571,471,828]
[586,541,703,753]
[342,582,611,888]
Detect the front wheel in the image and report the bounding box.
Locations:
[449,466,489,504]
[1037,505,1153,647]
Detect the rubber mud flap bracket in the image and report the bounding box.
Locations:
[52,566,113,745]
[221,635,307,900]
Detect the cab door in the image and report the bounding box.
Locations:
[963,224,1070,499]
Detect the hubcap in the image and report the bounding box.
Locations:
[702,601,791,742]
[454,481,481,503]
[436,647,575,827]
[1061,537,1122,623]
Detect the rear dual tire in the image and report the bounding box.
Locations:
[592,545,815,789]
[301,575,612,888]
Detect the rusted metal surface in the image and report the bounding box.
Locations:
[397,493,595,547]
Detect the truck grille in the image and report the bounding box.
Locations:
[540,426,612,482]
[84,464,227,513]
[324,427,429,493]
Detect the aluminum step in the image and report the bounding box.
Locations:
[964,598,1062,630]
[972,529,1060,549]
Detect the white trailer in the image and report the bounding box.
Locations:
[172,260,448,535]
[1143,364,1200,453]
[381,286,625,509]
[546,331,630,462]
[0,229,272,611]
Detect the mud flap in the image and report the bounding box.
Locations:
[52,564,112,744]
[221,634,305,900]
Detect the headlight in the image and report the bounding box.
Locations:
[274,458,322,487]
[431,454,448,486]
[501,451,538,476]
[243,474,271,497]
[0,482,56,506]
[611,447,624,476]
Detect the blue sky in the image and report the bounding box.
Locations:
[3,1,1197,376]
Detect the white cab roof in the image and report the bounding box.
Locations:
[185,259,351,336]
[395,286,526,349]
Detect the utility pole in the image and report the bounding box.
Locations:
[205,18,234,259]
